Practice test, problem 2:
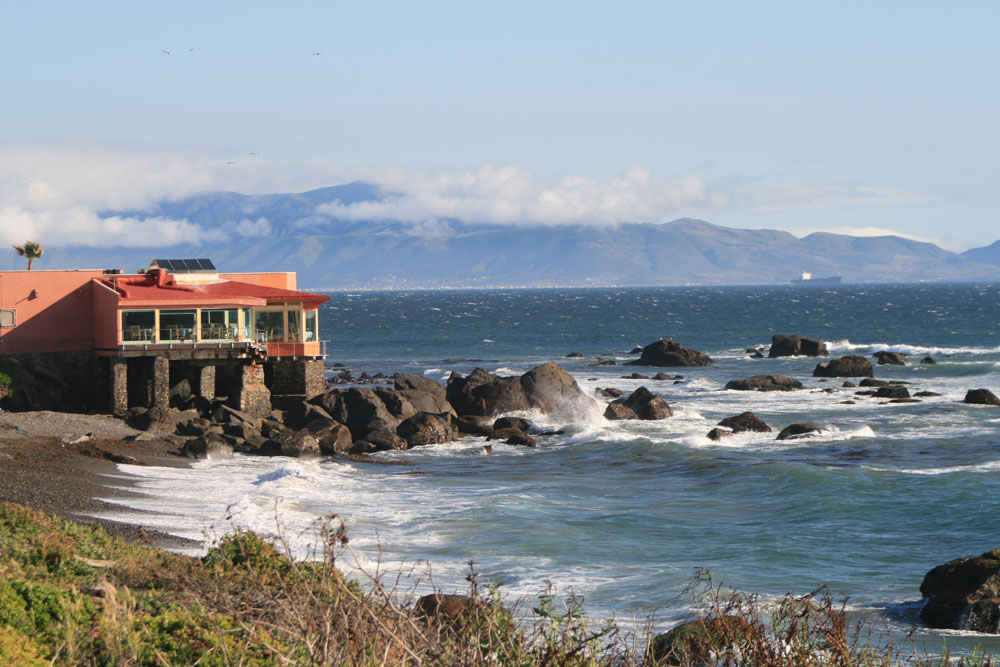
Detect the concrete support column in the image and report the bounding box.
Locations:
[198,365,216,400]
[231,363,271,418]
[151,356,170,412]
[110,359,128,415]
[270,359,325,398]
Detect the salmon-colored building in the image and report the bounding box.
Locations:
[0,260,330,416]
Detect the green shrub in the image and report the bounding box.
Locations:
[0,626,46,666]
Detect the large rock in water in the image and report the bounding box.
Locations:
[920,549,1000,632]
[724,375,803,392]
[396,412,457,447]
[619,386,672,420]
[768,334,828,358]
[394,374,457,417]
[965,389,1000,406]
[717,411,771,433]
[446,363,596,418]
[813,355,874,378]
[628,339,714,367]
[313,387,400,440]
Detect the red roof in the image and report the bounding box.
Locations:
[99,274,330,309]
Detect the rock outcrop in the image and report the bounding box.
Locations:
[446,363,596,419]
[620,386,672,420]
[628,339,714,367]
[813,356,874,378]
[717,411,771,433]
[724,375,803,392]
[768,334,828,358]
[965,389,1000,406]
[920,549,1000,633]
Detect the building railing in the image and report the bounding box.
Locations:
[121,326,252,344]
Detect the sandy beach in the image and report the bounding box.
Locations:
[0,409,198,550]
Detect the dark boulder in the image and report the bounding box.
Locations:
[447,363,596,419]
[628,339,714,367]
[305,420,353,455]
[565,352,584,358]
[717,411,771,433]
[169,378,192,407]
[768,334,828,358]
[520,362,597,418]
[596,387,624,398]
[776,423,824,440]
[965,389,1000,406]
[284,400,335,430]
[706,428,733,441]
[653,373,673,381]
[374,389,418,421]
[621,386,672,420]
[873,351,909,366]
[396,412,456,447]
[921,356,937,365]
[915,391,942,397]
[453,415,494,437]
[874,385,910,399]
[724,375,803,392]
[813,356,874,378]
[859,378,888,387]
[623,373,649,379]
[260,430,321,457]
[446,368,530,416]
[182,433,233,459]
[604,403,639,420]
[394,373,445,394]
[504,431,537,448]
[493,416,531,432]
[351,427,408,454]
[393,374,457,417]
[920,549,1000,633]
[318,387,400,440]
[594,359,617,367]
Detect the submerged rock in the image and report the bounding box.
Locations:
[873,351,909,366]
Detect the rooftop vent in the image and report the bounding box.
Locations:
[149,258,217,274]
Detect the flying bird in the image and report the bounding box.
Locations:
[189,47,200,51]
[312,51,322,56]
[249,152,261,156]
[227,161,238,165]
[162,49,170,55]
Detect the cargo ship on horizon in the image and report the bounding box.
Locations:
[790,271,843,284]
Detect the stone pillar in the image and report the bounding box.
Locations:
[110,359,128,415]
[269,359,325,398]
[151,356,170,412]
[198,365,216,400]
[231,363,271,418]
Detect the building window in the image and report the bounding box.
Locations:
[200,308,238,340]
[121,310,155,342]
[0,309,15,328]
[287,309,301,341]
[305,309,318,341]
[160,309,197,341]
[254,310,285,342]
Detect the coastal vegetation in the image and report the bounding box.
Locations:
[0,501,995,665]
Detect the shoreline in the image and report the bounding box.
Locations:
[0,410,200,551]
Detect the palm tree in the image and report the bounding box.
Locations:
[12,242,44,270]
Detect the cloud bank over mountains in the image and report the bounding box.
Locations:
[0,144,940,250]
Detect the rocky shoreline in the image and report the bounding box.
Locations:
[3,333,1000,634]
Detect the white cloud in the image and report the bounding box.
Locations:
[0,142,937,248]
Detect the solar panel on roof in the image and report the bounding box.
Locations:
[150,258,217,273]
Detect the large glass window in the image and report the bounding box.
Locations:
[160,309,197,341]
[287,309,301,342]
[254,310,285,342]
[200,308,238,340]
[121,310,155,342]
[304,309,318,341]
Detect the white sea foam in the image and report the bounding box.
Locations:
[826,338,1000,357]
[867,460,1000,476]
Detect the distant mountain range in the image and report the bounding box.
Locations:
[8,183,1000,288]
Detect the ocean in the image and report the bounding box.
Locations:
[97,283,1000,652]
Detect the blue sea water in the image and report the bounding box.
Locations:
[99,283,1000,652]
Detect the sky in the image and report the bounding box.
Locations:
[1,1,998,252]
